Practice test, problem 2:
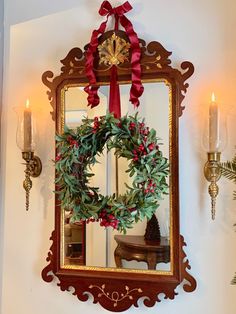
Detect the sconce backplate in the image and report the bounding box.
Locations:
[30,156,42,177]
[204,152,221,182]
[22,152,42,177]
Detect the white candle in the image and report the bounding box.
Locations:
[23,99,32,152]
[209,93,219,152]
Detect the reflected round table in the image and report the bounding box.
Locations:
[114,235,170,270]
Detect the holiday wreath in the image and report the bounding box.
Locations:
[55,112,169,233]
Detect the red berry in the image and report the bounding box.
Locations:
[129,122,136,130]
[138,144,144,151]
[148,143,155,151]
[55,154,61,162]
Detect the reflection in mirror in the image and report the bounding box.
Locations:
[62,82,171,272]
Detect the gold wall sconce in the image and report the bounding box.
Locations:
[202,93,227,220]
[16,100,42,210]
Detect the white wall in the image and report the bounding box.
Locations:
[0,0,3,107]
[0,0,4,308]
[1,0,236,314]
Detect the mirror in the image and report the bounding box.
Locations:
[62,82,171,271]
[41,30,196,312]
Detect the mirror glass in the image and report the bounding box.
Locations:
[61,82,171,272]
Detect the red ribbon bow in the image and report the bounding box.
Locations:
[84,1,144,117]
[99,1,132,17]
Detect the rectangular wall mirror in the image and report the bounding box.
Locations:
[41,30,196,312]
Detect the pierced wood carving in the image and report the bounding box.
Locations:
[180,235,197,293]
[41,230,55,283]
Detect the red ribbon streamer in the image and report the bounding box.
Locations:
[109,65,121,118]
[84,1,144,117]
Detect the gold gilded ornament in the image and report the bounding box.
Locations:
[98,33,130,66]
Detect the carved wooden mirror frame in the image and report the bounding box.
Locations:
[41,30,196,311]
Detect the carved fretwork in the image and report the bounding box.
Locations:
[41,230,56,283]
[180,235,197,292]
[60,47,86,76]
[140,40,172,70]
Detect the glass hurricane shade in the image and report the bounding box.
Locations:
[16,102,37,152]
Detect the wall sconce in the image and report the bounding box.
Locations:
[202,93,227,220]
[16,99,42,211]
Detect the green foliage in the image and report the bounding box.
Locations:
[232,273,236,285]
[220,150,236,285]
[220,151,236,200]
[55,112,169,233]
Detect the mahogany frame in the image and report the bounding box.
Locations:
[41,30,196,311]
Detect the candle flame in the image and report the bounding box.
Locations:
[25,99,30,109]
[211,92,216,102]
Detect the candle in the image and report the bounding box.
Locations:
[23,99,32,152]
[209,93,219,152]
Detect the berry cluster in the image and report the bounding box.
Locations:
[132,144,147,161]
[139,122,149,136]
[129,121,136,130]
[144,179,157,195]
[132,141,159,162]
[92,116,100,133]
[67,135,78,147]
[99,209,119,229]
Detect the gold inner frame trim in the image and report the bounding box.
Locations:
[58,79,174,276]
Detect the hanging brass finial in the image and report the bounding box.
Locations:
[22,152,42,211]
